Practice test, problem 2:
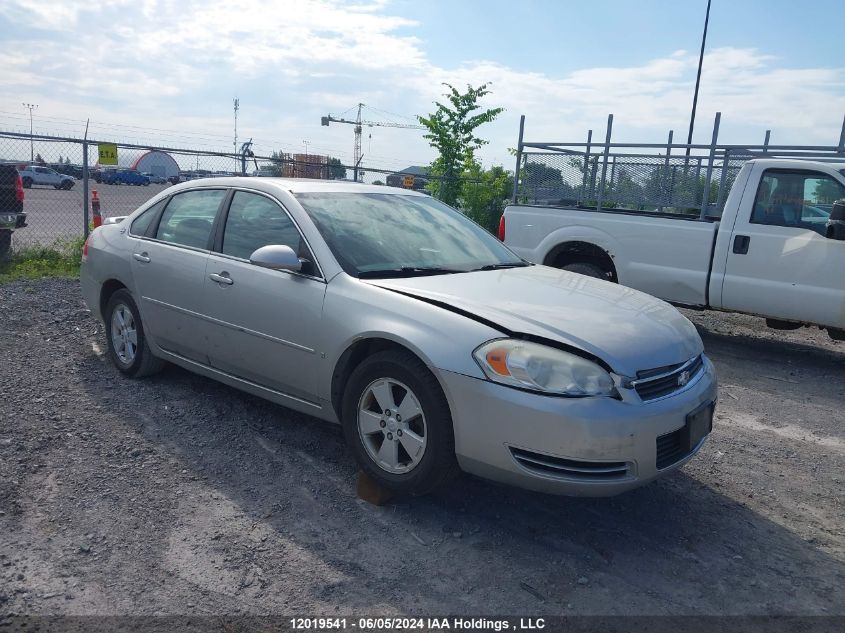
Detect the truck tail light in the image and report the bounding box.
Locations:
[497,214,505,241]
[15,174,24,203]
[82,236,89,262]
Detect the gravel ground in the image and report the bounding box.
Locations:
[0,278,843,618]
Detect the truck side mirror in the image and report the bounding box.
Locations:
[826,199,845,240]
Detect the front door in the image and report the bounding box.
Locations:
[720,166,845,328]
[203,190,326,402]
[129,188,227,363]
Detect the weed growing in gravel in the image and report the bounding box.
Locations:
[0,237,84,282]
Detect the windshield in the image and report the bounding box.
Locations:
[295,192,525,277]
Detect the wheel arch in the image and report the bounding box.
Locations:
[543,240,619,282]
[99,279,129,321]
[330,336,445,421]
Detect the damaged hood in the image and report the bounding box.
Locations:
[366,265,703,377]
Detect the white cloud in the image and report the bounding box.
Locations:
[0,0,843,170]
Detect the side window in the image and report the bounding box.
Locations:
[155,189,224,249]
[130,198,167,236]
[751,170,844,235]
[222,191,308,261]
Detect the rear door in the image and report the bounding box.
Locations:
[129,188,227,362]
[202,189,327,403]
[720,165,845,328]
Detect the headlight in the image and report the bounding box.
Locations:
[473,339,615,397]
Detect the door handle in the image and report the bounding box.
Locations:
[133,252,151,263]
[209,272,234,285]
[732,235,750,255]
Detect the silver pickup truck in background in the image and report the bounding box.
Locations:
[503,117,845,341]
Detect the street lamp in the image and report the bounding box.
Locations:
[22,102,38,162]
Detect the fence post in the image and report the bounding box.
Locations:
[82,139,89,239]
[699,112,721,219]
[715,148,730,216]
[512,115,525,203]
[579,129,592,206]
[839,114,845,152]
[659,130,673,212]
[763,130,771,155]
[596,114,613,211]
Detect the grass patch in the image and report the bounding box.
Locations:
[0,237,84,283]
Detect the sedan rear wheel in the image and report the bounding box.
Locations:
[105,289,165,378]
[342,349,459,495]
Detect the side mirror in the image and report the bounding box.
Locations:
[826,199,845,241]
[249,244,302,272]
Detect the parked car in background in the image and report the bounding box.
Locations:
[102,169,151,186]
[503,158,845,341]
[141,172,168,185]
[0,164,26,258]
[18,165,75,190]
[81,178,717,497]
[51,163,84,180]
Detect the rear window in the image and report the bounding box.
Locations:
[130,198,168,236]
[155,189,225,249]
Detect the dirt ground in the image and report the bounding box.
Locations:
[0,278,842,619]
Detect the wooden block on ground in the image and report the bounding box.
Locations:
[356,469,395,506]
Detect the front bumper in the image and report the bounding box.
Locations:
[439,356,717,496]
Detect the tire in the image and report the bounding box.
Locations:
[0,230,11,261]
[22,177,32,189]
[561,262,606,280]
[63,181,74,190]
[104,289,166,378]
[341,349,460,495]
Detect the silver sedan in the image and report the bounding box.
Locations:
[80,178,717,496]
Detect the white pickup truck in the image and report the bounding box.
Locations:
[503,158,845,339]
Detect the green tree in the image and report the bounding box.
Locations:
[418,83,503,205]
[327,157,347,180]
[460,163,513,233]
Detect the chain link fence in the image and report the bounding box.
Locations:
[0,131,497,254]
[517,151,743,215]
[514,113,845,218]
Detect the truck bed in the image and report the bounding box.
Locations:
[504,205,719,307]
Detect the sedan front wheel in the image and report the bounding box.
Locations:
[342,349,459,495]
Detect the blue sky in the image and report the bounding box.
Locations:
[1,0,843,171]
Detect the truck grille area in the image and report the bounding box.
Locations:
[634,355,704,402]
[510,447,631,481]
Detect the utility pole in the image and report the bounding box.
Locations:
[686,0,712,157]
[233,97,239,172]
[302,140,310,178]
[22,102,38,162]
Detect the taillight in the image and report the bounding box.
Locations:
[15,174,24,203]
[497,214,505,241]
[82,236,89,262]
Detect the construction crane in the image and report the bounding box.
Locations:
[321,103,424,181]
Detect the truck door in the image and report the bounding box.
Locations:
[720,165,845,329]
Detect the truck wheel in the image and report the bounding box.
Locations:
[104,289,166,378]
[562,262,606,280]
[341,349,460,496]
[22,177,32,189]
[0,230,11,261]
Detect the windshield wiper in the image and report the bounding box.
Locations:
[358,266,465,279]
[473,262,531,271]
